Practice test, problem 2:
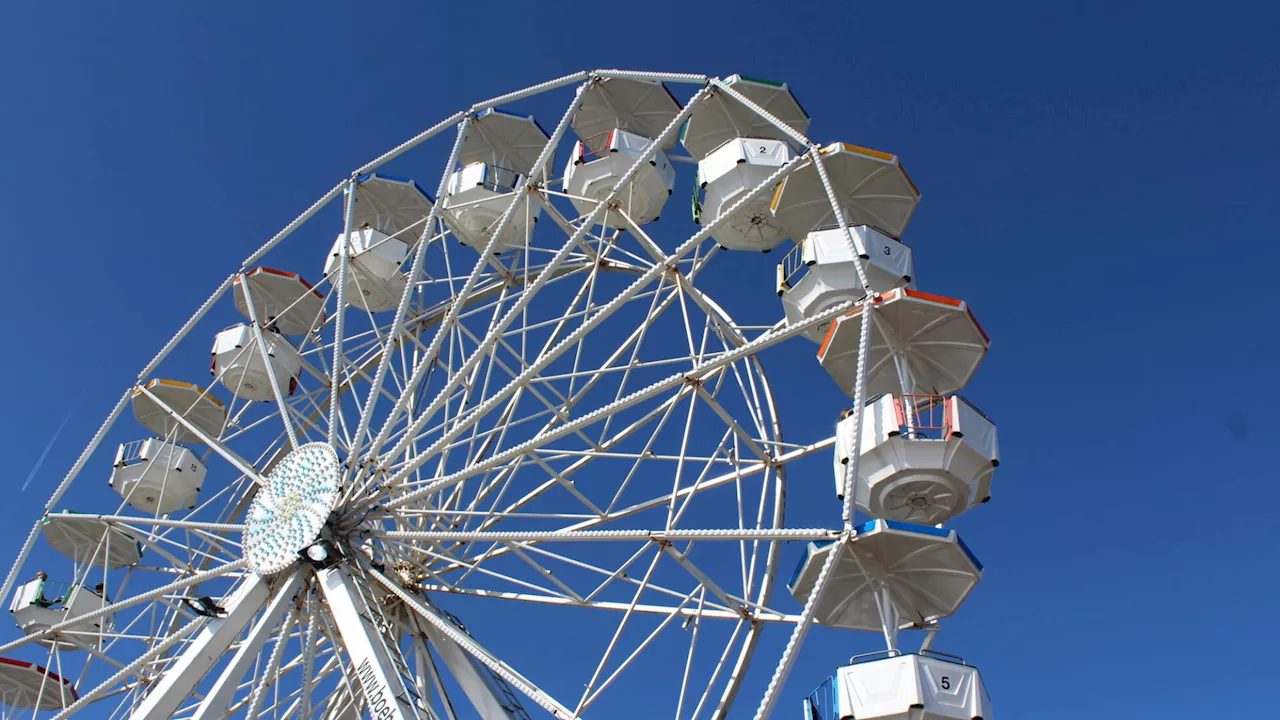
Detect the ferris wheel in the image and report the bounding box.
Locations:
[0,70,1002,720]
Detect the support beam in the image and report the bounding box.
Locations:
[317,566,431,720]
[413,634,458,720]
[131,574,271,720]
[192,570,306,719]
[367,569,576,719]
[416,617,515,720]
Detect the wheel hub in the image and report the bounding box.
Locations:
[243,442,342,574]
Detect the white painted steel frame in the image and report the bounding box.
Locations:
[129,573,275,720]
[0,69,904,720]
[317,566,430,720]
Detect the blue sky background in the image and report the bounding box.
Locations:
[2,1,1278,717]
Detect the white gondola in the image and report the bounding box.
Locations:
[41,512,143,569]
[816,652,992,720]
[0,657,78,710]
[325,174,432,313]
[771,143,921,241]
[210,324,302,402]
[442,163,536,253]
[9,577,111,650]
[780,226,915,341]
[835,394,999,524]
[695,138,796,251]
[109,438,206,514]
[131,379,226,445]
[440,108,549,253]
[681,75,808,252]
[563,78,681,229]
[323,226,409,313]
[788,520,981,635]
[565,129,675,228]
[565,131,674,229]
[233,267,325,336]
[818,289,989,397]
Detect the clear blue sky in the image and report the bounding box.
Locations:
[2,1,1278,717]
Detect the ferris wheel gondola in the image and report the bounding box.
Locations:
[813,651,993,720]
[0,658,77,711]
[210,324,303,401]
[779,224,916,342]
[440,109,550,253]
[685,74,809,252]
[108,436,206,513]
[563,78,682,228]
[834,393,1000,524]
[324,174,435,313]
[349,173,435,240]
[570,76,683,149]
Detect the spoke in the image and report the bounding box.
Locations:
[300,584,321,720]
[243,601,300,720]
[751,531,848,720]
[238,272,302,450]
[663,543,747,619]
[349,116,473,464]
[329,177,357,448]
[392,440,832,585]
[137,385,266,485]
[51,612,205,720]
[191,571,306,720]
[577,547,661,714]
[675,588,707,720]
[129,574,275,719]
[377,528,838,543]
[384,300,845,512]
[368,80,594,463]
[44,512,244,535]
[0,558,248,657]
[582,581,701,710]
[377,87,711,474]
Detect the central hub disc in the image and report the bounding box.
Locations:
[244,442,341,574]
